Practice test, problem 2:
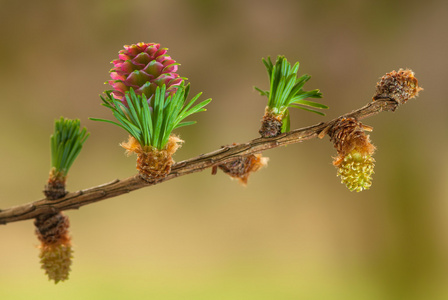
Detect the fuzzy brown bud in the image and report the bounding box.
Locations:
[44,168,67,200]
[329,118,375,160]
[259,108,283,138]
[35,213,71,245]
[373,69,423,104]
[121,135,183,182]
[217,153,269,186]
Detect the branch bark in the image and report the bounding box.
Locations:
[0,98,399,225]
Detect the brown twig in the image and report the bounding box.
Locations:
[0,98,399,225]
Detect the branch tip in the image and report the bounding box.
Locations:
[0,67,423,225]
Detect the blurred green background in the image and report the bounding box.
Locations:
[1,0,447,299]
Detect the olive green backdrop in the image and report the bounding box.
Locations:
[1,0,447,299]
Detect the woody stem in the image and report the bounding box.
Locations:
[0,98,399,225]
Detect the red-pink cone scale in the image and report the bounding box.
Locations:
[109,43,183,105]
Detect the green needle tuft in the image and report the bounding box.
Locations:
[256,56,327,136]
[50,117,89,178]
[91,83,211,150]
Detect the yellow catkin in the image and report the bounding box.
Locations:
[336,150,375,192]
[39,244,73,284]
[329,118,376,192]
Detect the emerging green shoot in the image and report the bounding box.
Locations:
[256,56,327,136]
[50,117,90,178]
[256,55,326,115]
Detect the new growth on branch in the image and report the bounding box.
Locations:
[0,42,423,283]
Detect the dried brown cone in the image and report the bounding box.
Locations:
[121,135,183,182]
[259,108,283,138]
[44,168,67,200]
[373,68,423,104]
[35,212,73,283]
[217,153,269,186]
[329,117,376,192]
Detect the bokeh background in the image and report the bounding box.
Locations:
[1,0,447,299]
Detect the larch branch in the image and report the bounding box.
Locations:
[0,98,399,225]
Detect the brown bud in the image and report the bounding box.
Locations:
[35,212,71,246]
[218,154,269,186]
[44,168,67,200]
[259,108,283,138]
[329,117,375,163]
[373,69,423,104]
[121,135,183,182]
